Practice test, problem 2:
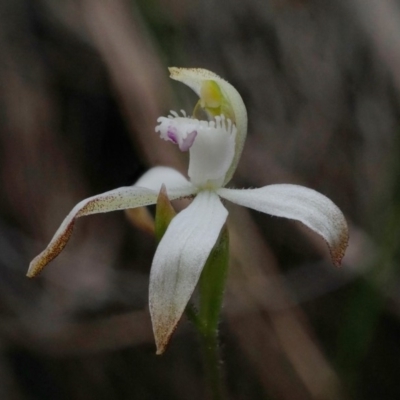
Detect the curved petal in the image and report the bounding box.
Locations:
[28,186,159,278]
[168,67,248,185]
[218,185,348,266]
[149,190,228,354]
[134,167,195,197]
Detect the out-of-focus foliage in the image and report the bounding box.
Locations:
[0,0,400,399]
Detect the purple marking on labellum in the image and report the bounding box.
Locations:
[179,130,197,151]
[167,127,178,144]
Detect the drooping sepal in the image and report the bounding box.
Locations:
[27,167,196,278]
[149,191,228,354]
[27,186,159,278]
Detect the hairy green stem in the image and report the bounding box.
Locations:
[197,226,229,400]
[200,330,225,400]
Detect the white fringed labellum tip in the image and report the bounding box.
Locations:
[156,111,237,188]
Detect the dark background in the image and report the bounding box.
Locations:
[1,0,399,399]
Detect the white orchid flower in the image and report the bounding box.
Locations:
[27,67,348,354]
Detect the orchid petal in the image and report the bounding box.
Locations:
[218,185,348,266]
[135,167,195,197]
[168,67,248,185]
[28,186,159,278]
[149,190,228,354]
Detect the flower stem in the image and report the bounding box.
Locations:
[200,330,225,400]
[187,302,225,399]
[197,226,229,400]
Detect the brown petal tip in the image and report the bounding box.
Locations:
[329,225,349,268]
[26,222,75,278]
[154,322,179,355]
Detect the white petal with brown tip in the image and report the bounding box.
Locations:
[27,186,159,278]
[218,184,348,266]
[149,190,228,354]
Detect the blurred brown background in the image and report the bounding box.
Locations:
[1,0,400,399]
